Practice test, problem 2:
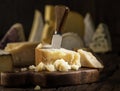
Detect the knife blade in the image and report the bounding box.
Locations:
[51,5,69,49]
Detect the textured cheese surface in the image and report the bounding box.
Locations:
[35,44,81,71]
[77,49,104,68]
[89,23,112,53]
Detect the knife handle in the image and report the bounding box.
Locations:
[55,5,69,34]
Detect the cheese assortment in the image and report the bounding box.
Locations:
[35,43,103,72]
[35,43,81,71]
[0,5,106,88]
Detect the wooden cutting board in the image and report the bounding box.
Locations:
[1,68,99,88]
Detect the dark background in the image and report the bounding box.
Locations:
[0,0,120,52]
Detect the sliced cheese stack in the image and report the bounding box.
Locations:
[0,50,13,72]
[77,49,104,68]
[4,42,38,67]
[35,43,81,71]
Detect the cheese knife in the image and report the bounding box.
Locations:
[51,5,69,49]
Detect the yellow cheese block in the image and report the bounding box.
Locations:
[4,42,39,67]
[0,50,13,72]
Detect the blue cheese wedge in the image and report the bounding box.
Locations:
[89,23,112,53]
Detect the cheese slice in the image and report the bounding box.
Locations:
[77,49,104,68]
[0,50,13,72]
[4,42,38,67]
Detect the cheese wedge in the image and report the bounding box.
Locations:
[0,23,25,49]
[89,23,112,53]
[77,49,104,68]
[0,50,13,72]
[4,42,38,67]
[29,10,44,42]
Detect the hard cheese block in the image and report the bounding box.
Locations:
[4,42,38,67]
[1,68,99,87]
[0,50,13,72]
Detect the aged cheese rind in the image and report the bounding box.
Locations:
[0,50,13,72]
[4,42,38,67]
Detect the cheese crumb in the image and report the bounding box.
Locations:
[71,65,80,70]
[21,68,27,71]
[45,64,56,71]
[34,85,41,90]
[35,62,45,72]
[54,59,71,71]
[29,65,36,70]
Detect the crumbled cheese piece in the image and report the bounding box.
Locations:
[71,65,80,70]
[29,65,36,70]
[54,59,71,71]
[35,62,45,72]
[21,67,27,71]
[34,85,41,90]
[45,64,56,71]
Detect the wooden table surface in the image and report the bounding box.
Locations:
[0,53,120,91]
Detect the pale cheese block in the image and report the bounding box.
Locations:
[35,43,81,71]
[0,50,13,72]
[77,49,104,68]
[4,42,38,67]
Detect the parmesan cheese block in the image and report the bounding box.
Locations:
[4,42,38,67]
[0,50,13,72]
[77,49,104,68]
[35,43,81,71]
